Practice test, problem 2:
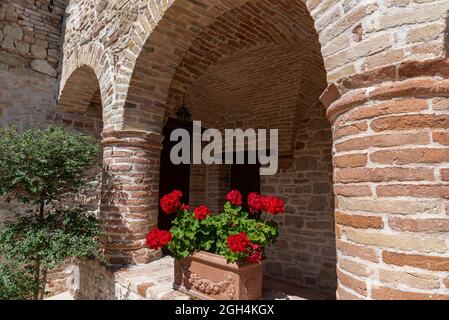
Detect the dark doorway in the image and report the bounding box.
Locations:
[230,152,261,212]
[158,118,191,231]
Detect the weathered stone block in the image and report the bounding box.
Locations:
[30,59,57,77]
[31,44,47,59]
[3,25,23,40]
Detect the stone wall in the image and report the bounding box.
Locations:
[0,0,66,129]
[0,1,104,298]
[71,259,116,300]
[0,0,66,223]
[312,0,449,82]
[262,102,335,294]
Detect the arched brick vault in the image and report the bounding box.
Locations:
[116,0,335,292]
[62,0,449,131]
[58,66,101,114]
[56,0,449,300]
[183,44,326,156]
[58,44,116,128]
[119,0,325,133]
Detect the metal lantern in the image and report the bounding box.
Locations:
[176,96,191,125]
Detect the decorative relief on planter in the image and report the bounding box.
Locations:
[176,264,236,300]
[241,278,259,297]
[174,251,262,300]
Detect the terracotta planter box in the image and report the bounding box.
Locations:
[173,251,262,300]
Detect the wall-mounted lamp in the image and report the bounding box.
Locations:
[176,96,191,126]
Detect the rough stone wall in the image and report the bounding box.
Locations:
[71,259,116,300]
[261,102,336,294]
[0,0,67,224]
[0,0,66,131]
[0,0,67,215]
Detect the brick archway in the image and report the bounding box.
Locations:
[59,44,116,130]
[56,64,105,138]
[118,0,323,131]
[58,66,101,114]
[113,0,336,295]
[97,0,449,300]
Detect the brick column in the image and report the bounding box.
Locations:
[324,58,449,300]
[101,130,163,265]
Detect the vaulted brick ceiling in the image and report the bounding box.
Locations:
[166,0,324,109]
[158,0,327,156]
[126,0,327,145]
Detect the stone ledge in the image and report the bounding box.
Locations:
[115,256,192,300]
[63,256,335,300]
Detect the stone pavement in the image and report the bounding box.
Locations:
[48,256,334,300]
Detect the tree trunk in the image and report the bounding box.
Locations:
[33,258,40,300]
[39,268,48,300]
[33,200,46,300]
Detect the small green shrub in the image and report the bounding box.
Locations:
[0,126,103,300]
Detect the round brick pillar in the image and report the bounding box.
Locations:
[101,130,163,266]
[325,59,449,300]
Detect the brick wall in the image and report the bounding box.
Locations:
[60,0,449,131]
[2,0,449,300]
[325,58,449,299]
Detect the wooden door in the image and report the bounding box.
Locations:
[158,119,191,230]
[230,153,261,212]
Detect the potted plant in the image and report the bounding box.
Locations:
[146,189,285,300]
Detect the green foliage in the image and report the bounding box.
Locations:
[0,259,36,300]
[0,126,101,204]
[0,208,103,270]
[167,202,279,263]
[0,126,103,300]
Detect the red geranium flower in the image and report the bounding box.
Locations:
[227,232,250,253]
[263,196,285,215]
[160,190,183,214]
[227,190,243,206]
[246,243,264,263]
[180,204,190,212]
[194,205,211,220]
[248,192,265,214]
[146,227,173,250]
